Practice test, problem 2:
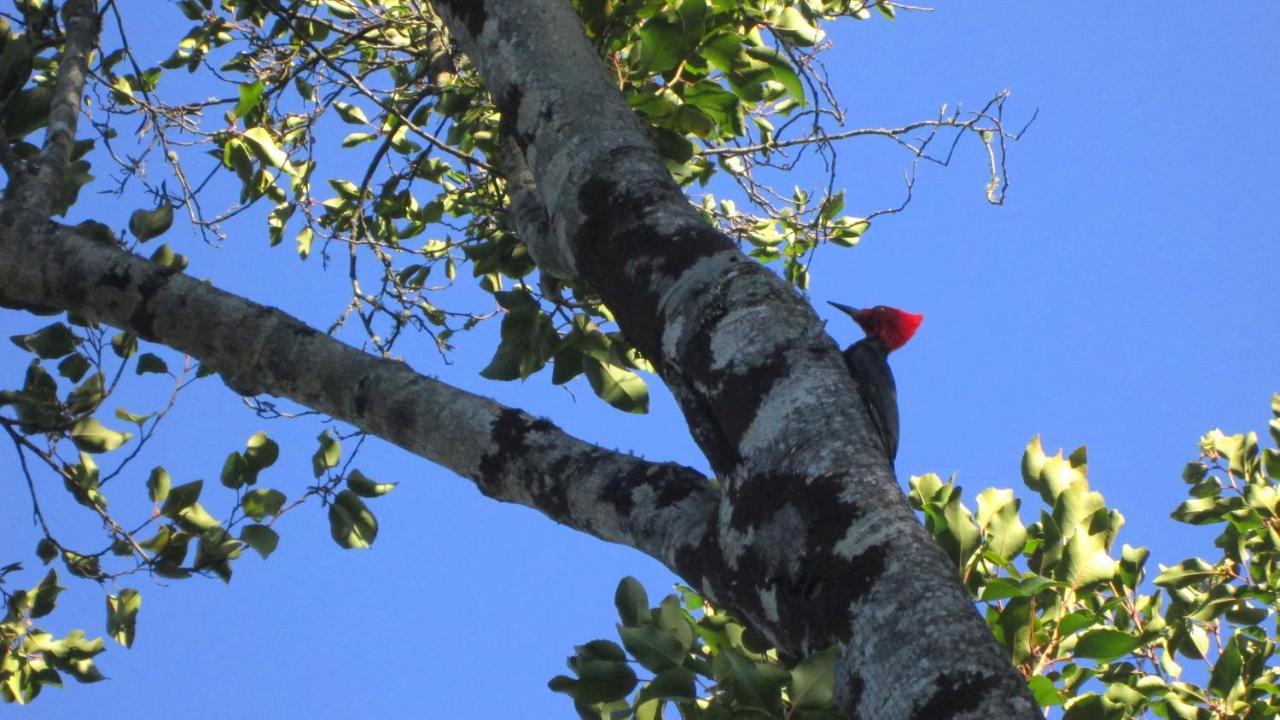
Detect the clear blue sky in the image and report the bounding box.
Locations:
[3,4,1278,717]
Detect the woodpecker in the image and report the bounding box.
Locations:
[827,302,924,462]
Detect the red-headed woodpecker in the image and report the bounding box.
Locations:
[827,302,924,462]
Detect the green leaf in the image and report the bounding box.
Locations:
[480,296,559,381]
[1153,558,1217,589]
[66,372,106,415]
[242,488,286,521]
[769,6,821,46]
[240,524,279,559]
[1073,629,1144,662]
[160,479,203,517]
[57,353,91,381]
[615,576,650,627]
[790,647,837,709]
[241,126,294,174]
[333,101,369,124]
[11,323,78,358]
[341,131,376,147]
[1028,675,1065,707]
[70,418,132,454]
[347,469,396,497]
[716,648,785,716]
[744,46,805,104]
[618,624,687,672]
[634,16,685,74]
[106,588,141,648]
[296,226,313,259]
[583,357,648,413]
[29,570,64,618]
[111,331,137,359]
[128,204,174,242]
[635,666,697,704]
[312,430,341,477]
[551,345,584,385]
[328,490,378,549]
[992,596,1033,664]
[220,451,246,489]
[147,466,171,503]
[177,502,221,533]
[135,353,169,375]
[577,639,628,663]
[656,595,694,650]
[148,243,186,269]
[244,431,279,471]
[1208,635,1242,699]
[115,407,155,425]
[1059,530,1118,588]
[553,660,638,705]
[36,537,58,564]
[233,80,264,118]
[940,491,980,569]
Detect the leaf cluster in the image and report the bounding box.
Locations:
[0,319,396,704]
[562,395,1280,719]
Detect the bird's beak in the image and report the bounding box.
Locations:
[827,301,861,318]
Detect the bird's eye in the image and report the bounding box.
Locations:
[874,305,887,312]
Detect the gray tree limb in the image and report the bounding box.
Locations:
[432,0,1039,717]
[0,205,718,573]
[0,0,1042,716]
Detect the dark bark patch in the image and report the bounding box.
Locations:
[674,386,740,476]
[729,470,803,532]
[770,538,886,650]
[573,169,727,364]
[600,462,643,516]
[388,394,418,442]
[714,354,786,448]
[100,266,131,291]
[439,0,486,38]
[353,375,373,418]
[728,472,859,538]
[653,466,701,508]
[844,671,865,714]
[655,223,728,279]
[60,263,89,306]
[681,298,727,378]
[476,410,560,504]
[804,541,888,641]
[726,546,769,621]
[128,270,174,340]
[496,84,534,151]
[908,670,997,720]
[534,453,574,520]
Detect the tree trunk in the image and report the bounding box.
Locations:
[0,0,1040,716]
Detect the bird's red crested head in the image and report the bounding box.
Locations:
[855,305,923,351]
[829,302,923,352]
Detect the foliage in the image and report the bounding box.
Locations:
[0,322,395,704]
[0,0,1017,410]
[0,0,1022,707]
[558,395,1280,719]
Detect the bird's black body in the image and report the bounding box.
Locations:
[841,338,900,462]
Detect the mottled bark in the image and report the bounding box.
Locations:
[0,0,1042,717]
[0,207,716,572]
[433,1,1039,717]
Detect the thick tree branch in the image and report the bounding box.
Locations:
[0,205,716,574]
[433,1,1039,717]
[8,0,96,213]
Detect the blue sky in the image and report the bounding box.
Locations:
[3,3,1278,717]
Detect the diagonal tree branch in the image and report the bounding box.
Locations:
[432,0,1039,717]
[0,206,716,574]
[7,0,96,213]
